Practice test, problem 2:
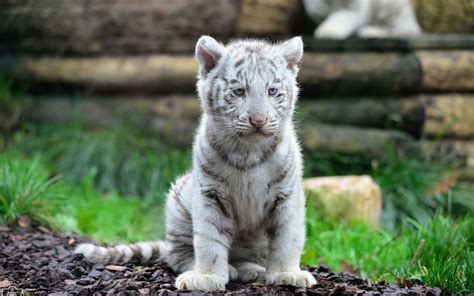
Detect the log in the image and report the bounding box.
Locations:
[24,94,474,142]
[300,97,425,136]
[304,175,382,228]
[421,139,474,169]
[301,124,419,158]
[0,0,239,55]
[420,94,474,138]
[9,55,198,95]
[417,51,474,91]
[235,0,302,36]
[3,51,474,95]
[411,0,474,34]
[303,34,474,52]
[300,52,421,95]
[301,94,474,138]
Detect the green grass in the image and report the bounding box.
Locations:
[303,201,473,294]
[0,153,65,227]
[14,124,190,201]
[64,175,165,243]
[0,153,165,242]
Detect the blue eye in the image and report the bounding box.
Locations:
[268,88,278,96]
[234,88,245,96]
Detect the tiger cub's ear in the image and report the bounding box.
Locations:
[280,36,304,72]
[195,36,225,77]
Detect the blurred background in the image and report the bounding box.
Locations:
[0,0,473,292]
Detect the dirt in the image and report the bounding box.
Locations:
[0,224,442,295]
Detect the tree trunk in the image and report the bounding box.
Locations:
[300,97,425,136]
[420,94,474,138]
[301,94,474,139]
[0,0,239,55]
[10,55,198,95]
[421,139,474,169]
[300,52,421,95]
[417,51,474,92]
[235,0,302,36]
[301,124,419,158]
[411,0,474,33]
[4,51,474,95]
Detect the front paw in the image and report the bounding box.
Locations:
[265,270,317,287]
[175,270,227,291]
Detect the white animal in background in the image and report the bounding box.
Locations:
[75,36,316,291]
[303,0,422,39]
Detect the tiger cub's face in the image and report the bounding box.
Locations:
[195,36,303,142]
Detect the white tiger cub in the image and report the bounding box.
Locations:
[75,36,316,291]
[303,0,421,39]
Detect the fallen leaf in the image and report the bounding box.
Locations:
[428,177,457,194]
[341,261,359,275]
[17,217,31,228]
[64,279,76,286]
[0,279,12,288]
[105,265,127,272]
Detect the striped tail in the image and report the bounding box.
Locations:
[74,241,166,265]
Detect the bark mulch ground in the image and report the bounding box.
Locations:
[0,224,442,295]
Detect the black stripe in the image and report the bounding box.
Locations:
[268,193,290,216]
[268,67,277,79]
[149,243,161,262]
[172,185,192,221]
[129,244,142,263]
[198,157,229,186]
[267,151,295,192]
[205,217,234,239]
[166,231,193,240]
[268,59,277,70]
[234,57,245,68]
[201,189,230,218]
[107,247,120,263]
[194,230,230,250]
[278,168,299,199]
[171,243,194,266]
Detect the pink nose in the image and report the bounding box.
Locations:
[249,117,268,129]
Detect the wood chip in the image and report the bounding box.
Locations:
[138,288,150,295]
[0,279,12,288]
[0,226,10,232]
[105,265,127,272]
[68,238,76,245]
[38,226,52,234]
[17,217,31,228]
[64,279,76,286]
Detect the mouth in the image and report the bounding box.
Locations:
[236,128,272,138]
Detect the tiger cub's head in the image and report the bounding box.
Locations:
[195,36,303,141]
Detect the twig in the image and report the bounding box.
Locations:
[410,239,426,266]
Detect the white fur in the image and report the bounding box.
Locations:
[303,0,421,39]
